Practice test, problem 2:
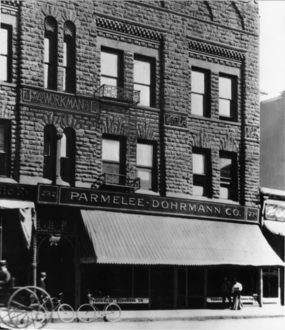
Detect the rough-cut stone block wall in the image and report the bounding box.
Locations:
[1,0,260,206]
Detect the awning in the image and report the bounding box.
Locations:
[80,210,284,267]
[264,220,285,236]
[0,199,35,209]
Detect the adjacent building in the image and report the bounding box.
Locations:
[0,0,283,309]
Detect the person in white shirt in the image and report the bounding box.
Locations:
[232,278,243,310]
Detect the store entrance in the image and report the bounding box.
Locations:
[38,236,75,306]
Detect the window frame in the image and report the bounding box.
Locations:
[0,24,12,83]
[192,147,211,197]
[219,73,238,121]
[0,119,11,177]
[102,135,126,184]
[136,140,157,191]
[43,124,57,182]
[134,54,156,107]
[100,47,124,88]
[219,151,237,201]
[191,67,210,117]
[44,17,58,90]
[63,21,76,93]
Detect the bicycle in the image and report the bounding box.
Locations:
[41,293,75,323]
[77,293,121,323]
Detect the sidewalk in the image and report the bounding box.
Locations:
[117,306,285,322]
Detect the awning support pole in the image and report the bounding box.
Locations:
[173,267,177,308]
[148,266,151,309]
[131,266,134,298]
[203,268,208,308]
[278,267,281,303]
[32,210,37,286]
[259,268,263,307]
[75,220,81,309]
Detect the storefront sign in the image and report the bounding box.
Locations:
[265,202,285,222]
[21,87,97,113]
[90,298,149,304]
[37,184,259,222]
[0,183,36,201]
[207,296,256,304]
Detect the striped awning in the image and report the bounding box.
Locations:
[80,210,284,267]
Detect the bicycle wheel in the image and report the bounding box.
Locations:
[57,303,75,323]
[77,304,96,323]
[104,303,121,322]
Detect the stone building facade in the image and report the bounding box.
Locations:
[0,0,283,309]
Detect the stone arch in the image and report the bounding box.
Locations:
[231,1,245,30]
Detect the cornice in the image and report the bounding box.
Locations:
[188,38,245,61]
[96,14,163,42]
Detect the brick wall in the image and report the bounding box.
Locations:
[0,0,260,206]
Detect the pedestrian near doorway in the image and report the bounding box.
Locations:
[0,260,11,289]
[221,277,232,308]
[232,278,243,310]
[39,272,47,291]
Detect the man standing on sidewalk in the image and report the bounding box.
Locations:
[221,277,232,308]
[232,278,243,310]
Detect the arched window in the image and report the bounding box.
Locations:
[44,17,57,90]
[60,127,76,186]
[63,21,76,93]
[43,124,57,182]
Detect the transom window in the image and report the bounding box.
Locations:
[191,68,209,117]
[220,152,237,200]
[219,74,237,120]
[136,142,156,190]
[192,148,211,197]
[0,25,12,82]
[134,55,155,107]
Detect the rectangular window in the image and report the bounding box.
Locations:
[219,74,237,120]
[191,68,209,117]
[102,137,126,185]
[220,152,237,200]
[136,142,156,191]
[0,119,11,177]
[192,148,211,197]
[63,37,75,93]
[0,25,12,82]
[101,48,123,87]
[134,55,155,107]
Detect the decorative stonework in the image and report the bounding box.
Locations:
[220,133,240,152]
[232,1,245,30]
[96,16,162,41]
[41,4,61,21]
[164,113,187,128]
[64,21,75,37]
[137,120,156,140]
[100,115,128,135]
[190,129,213,149]
[1,1,19,8]
[188,39,245,61]
[40,112,80,130]
[245,125,259,141]
[45,17,56,33]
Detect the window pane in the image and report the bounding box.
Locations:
[137,144,153,167]
[0,56,7,81]
[193,153,205,175]
[219,76,232,99]
[62,68,66,91]
[44,64,48,88]
[101,76,117,87]
[191,94,204,116]
[44,38,49,63]
[63,42,67,67]
[134,60,151,85]
[101,52,118,78]
[134,84,150,106]
[220,186,230,199]
[219,99,231,117]
[60,133,67,158]
[193,185,204,196]
[137,168,152,190]
[220,158,232,178]
[102,139,120,162]
[103,163,120,175]
[0,125,5,152]
[191,71,205,93]
[0,28,8,55]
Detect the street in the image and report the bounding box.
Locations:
[44,317,285,330]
